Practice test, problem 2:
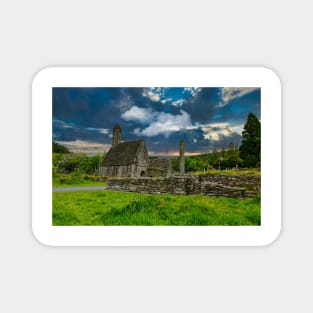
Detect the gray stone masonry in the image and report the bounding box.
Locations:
[106,174,260,199]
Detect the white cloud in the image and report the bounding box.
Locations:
[53,119,74,129]
[201,123,242,141]
[184,87,194,92]
[87,127,109,134]
[204,130,220,141]
[56,140,111,155]
[229,124,244,134]
[122,106,192,137]
[121,106,155,123]
[191,88,202,96]
[171,99,185,107]
[142,88,161,102]
[142,87,201,106]
[183,87,201,96]
[137,110,191,137]
[54,119,110,135]
[98,129,109,134]
[220,87,259,107]
[205,122,229,129]
[121,105,243,140]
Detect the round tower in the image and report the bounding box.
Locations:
[179,140,185,175]
[112,124,122,147]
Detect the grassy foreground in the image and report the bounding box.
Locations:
[53,190,261,226]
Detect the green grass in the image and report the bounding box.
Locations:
[193,168,261,176]
[53,173,106,187]
[52,190,261,226]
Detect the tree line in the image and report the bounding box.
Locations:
[172,142,244,172]
[172,113,260,172]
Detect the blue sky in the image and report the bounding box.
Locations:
[53,87,260,155]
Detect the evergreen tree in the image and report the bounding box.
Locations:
[239,113,261,167]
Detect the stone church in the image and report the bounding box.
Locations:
[99,124,175,178]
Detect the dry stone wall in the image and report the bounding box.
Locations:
[106,174,260,199]
[198,174,260,195]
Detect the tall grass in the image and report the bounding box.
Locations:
[53,190,261,226]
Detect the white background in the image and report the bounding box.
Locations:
[0,0,310,312]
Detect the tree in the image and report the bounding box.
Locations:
[224,142,243,168]
[239,113,261,167]
[53,141,70,154]
[53,153,104,175]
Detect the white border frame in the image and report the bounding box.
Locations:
[32,67,281,246]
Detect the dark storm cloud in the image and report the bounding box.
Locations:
[53,87,138,128]
[213,89,261,124]
[53,119,111,143]
[53,87,219,132]
[181,88,220,123]
[53,87,260,154]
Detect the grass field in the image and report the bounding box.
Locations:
[52,190,261,226]
[53,173,106,187]
[194,168,261,176]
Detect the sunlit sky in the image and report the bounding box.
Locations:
[53,87,260,155]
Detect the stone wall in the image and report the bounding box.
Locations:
[198,174,260,195]
[106,174,260,199]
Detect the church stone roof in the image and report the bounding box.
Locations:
[102,140,145,166]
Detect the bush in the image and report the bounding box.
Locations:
[53,153,103,175]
